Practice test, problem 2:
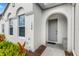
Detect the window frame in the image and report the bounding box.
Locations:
[2,24,4,33]
[9,18,13,35]
[18,14,25,37]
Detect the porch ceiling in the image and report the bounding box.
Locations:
[38,3,65,9]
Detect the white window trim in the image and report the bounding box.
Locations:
[18,36,26,39]
[9,18,13,35]
[18,14,25,38]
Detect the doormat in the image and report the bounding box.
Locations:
[48,42,56,44]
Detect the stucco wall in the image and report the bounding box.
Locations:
[0,3,35,51]
[47,14,67,44]
[0,3,75,52]
[33,4,42,50]
[41,4,73,51]
[75,3,79,54]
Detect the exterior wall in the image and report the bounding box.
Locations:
[33,4,42,50]
[47,14,67,44]
[41,4,73,51]
[75,3,79,55]
[0,3,35,51]
[0,3,76,52]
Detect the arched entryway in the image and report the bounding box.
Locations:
[46,13,68,51]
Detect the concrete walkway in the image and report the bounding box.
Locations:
[41,44,65,56]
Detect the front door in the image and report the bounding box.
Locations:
[48,19,57,43]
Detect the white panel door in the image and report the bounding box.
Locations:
[48,19,57,42]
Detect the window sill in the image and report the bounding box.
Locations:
[9,34,13,36]
[18,36,25,39]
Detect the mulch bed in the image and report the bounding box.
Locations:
[26,45,46,56]
[64,50,74,56]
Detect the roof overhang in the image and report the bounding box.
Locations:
[37,3,65,10]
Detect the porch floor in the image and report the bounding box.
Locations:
[41,44,65,56]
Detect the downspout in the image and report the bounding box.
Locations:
[74,3,76,51]
[72,3,76,56]
[74,3,76,50]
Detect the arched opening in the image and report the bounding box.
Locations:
[16,7,25,16]
[7,12,14,35]
[7,13,11,19]
[46,13,68,51]
[16,7,25,37]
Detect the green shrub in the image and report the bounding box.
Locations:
[0,41,27,56]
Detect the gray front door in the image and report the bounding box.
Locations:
[48,19,57,42]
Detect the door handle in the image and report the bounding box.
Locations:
[56,31,57,34]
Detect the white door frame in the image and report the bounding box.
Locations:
[46,18,59,44]
[47,19,58,43]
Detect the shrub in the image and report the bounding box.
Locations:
[0,41,27,56]
[0,34,5,42]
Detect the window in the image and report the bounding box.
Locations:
[9,19,13,35]
[18,15,25,37]
[2,24,4,33]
